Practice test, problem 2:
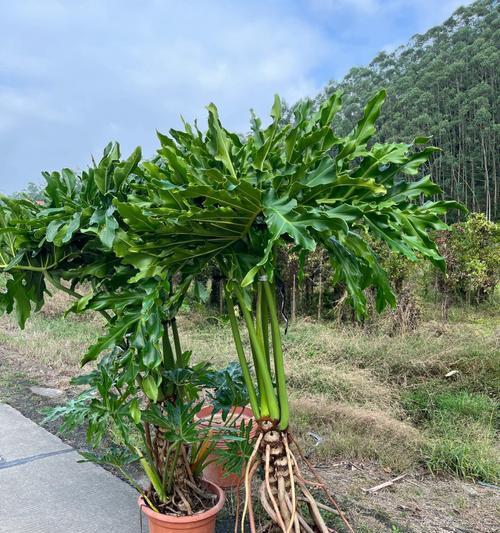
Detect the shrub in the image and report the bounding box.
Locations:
[435,213,499,305]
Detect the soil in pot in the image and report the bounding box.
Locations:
[138,479,225,533]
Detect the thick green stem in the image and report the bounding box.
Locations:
[256,282,271,370]
[170,318,183,367]
[162,321,176,369]
[225,293,261,419]
[261,289,271,369]
[263,281,289,430]
[166,442,182,495]
[235,287,280,421]
[165,319,185,399]
[254,282,271,416]
[249,343,270,417]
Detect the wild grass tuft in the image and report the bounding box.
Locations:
[424,420,499,483]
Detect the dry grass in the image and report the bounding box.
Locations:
[179,308,499,479]
[0,290,102,384]
[0,295,498,480]
[290,394,423,471]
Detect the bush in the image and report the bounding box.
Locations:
[435,213,499,305]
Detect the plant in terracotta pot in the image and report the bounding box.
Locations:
[0,145,250,532]
[196,362,257,488]
[112,92,464,531]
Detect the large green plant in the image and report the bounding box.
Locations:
[0,145,249,515]
[112,90,463,531]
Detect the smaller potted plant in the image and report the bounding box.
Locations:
[42,274,252,533]
[196,362,256,488]
[47,353,243,533]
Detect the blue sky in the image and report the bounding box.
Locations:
[0,0,472,194]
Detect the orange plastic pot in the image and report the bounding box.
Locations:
[196,405,256,488]
[138,480,224,533]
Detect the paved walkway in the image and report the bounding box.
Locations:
[0,403,146,533]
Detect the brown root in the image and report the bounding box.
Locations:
[251,423,353,533]
[242,432,263,533]
[265,444,288,531]
[283,435,297,533]
[247,461,260,533]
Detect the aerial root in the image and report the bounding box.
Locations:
[265,444,288,531]
[284,494,301,533]
[283,435,296,533]
[241,432,263,533]
[245,426,354,533]
[233,478,243,533]
[247,461,259,533]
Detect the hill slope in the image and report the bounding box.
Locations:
[311,0,499,219]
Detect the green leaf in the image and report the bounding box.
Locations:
[263,190,315,251]
[142,375,159,402]
[98,212,119,249]
[45,220,65,242]
[206,103,237,182]
[271,94,282,122]
[300,158,336,188]
[81,315,139,366]
[129,399,141,424]
[318,91,342,126]
[350,89,386,145]
[113,147,142,189]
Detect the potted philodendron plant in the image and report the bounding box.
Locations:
[0,146,252,532]
[112,91,463,531]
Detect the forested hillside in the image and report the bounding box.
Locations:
[308,0,499,220]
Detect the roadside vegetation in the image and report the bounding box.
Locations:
[1,285,497,485]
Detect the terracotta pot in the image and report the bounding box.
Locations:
[196,405,256,489]
[138,480,225,533]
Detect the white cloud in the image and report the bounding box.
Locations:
[310,0,379,14]
[0,0,474,193]
[0,87,70,132]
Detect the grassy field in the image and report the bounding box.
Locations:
[0,290,499,531]
[1,290,498,483]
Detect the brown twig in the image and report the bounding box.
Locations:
[364,474,407,493]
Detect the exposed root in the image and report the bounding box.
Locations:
[247,461,260,533]
[185,479,216,501]
[297,498,339,516]
[283,435,297,533]
[247,423,354,533]
[234,479,242,533]
[175,486,193,515]
[242,432,263,533]
[300,483,329,533]
[259,482,278,523]
[284,494,301,533]
[265,444,288,531]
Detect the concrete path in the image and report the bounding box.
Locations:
[0,403,146,533]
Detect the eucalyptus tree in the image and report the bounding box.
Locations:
[315,0,499,219]
[0,144,248,516]
[112,90,463,531]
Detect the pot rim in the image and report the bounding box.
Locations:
[196,404,254,421]
[138,479,225,523]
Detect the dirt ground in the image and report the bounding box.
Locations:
[1,345,498,533]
